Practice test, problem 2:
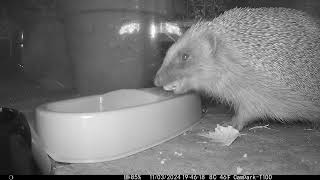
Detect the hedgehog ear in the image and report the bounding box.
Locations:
[205,33,218,56]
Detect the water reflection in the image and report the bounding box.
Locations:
[119,21,140,35]
[119,21,182,39]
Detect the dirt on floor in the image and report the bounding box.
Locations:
[1,77,320,175]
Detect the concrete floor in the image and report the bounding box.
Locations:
[1,76,320,175]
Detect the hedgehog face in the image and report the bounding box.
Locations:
[154,33,224,94]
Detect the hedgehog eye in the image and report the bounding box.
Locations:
[181,53,190,61]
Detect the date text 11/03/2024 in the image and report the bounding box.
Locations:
[124,174,273,180]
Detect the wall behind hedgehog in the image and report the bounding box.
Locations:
[3,0,187,94]
[57,0,186,95]
[1,0,73,91]
[20,0,73,91]
[22,13,73,91]
[3,0,320,93]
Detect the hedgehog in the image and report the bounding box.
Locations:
[154,7,320,131]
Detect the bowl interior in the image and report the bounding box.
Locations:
[42,89,171,113]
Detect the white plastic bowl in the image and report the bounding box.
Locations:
[35,88,201,163]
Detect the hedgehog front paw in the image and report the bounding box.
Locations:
[221,120,233,128]
[231,116,245,131]
[222,116,245,131]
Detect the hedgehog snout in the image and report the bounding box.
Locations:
[154,71,163,87]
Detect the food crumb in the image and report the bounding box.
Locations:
[236,166,243,174]
[198,124,240,146]
[160,159,167,164]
